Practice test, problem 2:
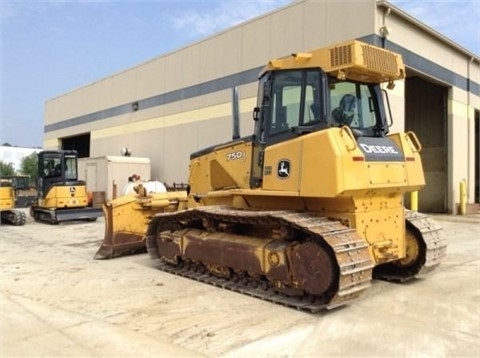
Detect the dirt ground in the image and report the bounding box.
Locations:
[1,209,479,357]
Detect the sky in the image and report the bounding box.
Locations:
[0,0,479,148]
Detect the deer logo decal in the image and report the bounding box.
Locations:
[277,160,291,179]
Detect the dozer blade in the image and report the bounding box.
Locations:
[94,195,149,259]
[94,191,188,259]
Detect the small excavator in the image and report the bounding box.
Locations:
[30,150,103,224]
[94,40,447,311]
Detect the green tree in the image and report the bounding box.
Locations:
[0,161,15,176]
[20,152,39,186]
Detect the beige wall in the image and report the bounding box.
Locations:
[45,0,376,124]
[449,86,480,211]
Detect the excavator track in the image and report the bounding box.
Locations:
[30,206,59,224]
[373,209,447,282]
[147,206,374,312]
[30,206,102,225]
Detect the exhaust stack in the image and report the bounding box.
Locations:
[232,86,240,140]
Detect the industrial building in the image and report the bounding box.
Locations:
[43,0,479,214]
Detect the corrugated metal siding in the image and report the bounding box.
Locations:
[405,76,447,212]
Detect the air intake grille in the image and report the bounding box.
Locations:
[329,45,352,67]
[362,45,398,75]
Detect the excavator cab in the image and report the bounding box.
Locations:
[38,151,78,196]
[30,150,103,224]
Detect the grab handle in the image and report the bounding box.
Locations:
[340,126,357,151]
[406,131,422,153]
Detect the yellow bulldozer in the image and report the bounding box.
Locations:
[95,40,447,311]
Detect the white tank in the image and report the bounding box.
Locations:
[122,181,167,196]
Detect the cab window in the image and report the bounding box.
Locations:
[268,70,323,137]
[329,80,378,129]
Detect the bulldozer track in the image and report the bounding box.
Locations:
[372,209,447,282]
[156,261,334,312]
[149,206,374,312]
[404,209,447,276]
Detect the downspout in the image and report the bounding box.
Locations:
[467,56,474,205]
[380,6,391,48]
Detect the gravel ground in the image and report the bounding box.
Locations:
[1,209,479,357]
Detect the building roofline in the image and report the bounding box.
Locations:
[376,0,479,62]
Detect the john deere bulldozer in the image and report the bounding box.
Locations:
[95,40,447,311]
[0,180,26,225]
[30,150,103,224]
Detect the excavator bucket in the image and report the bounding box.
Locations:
[94,189,188,259]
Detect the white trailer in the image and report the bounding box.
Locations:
[78,156,151,201]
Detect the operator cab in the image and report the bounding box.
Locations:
[253,68,389,145]
[37,150,82,198]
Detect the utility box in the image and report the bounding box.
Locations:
[78,156,151,201]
